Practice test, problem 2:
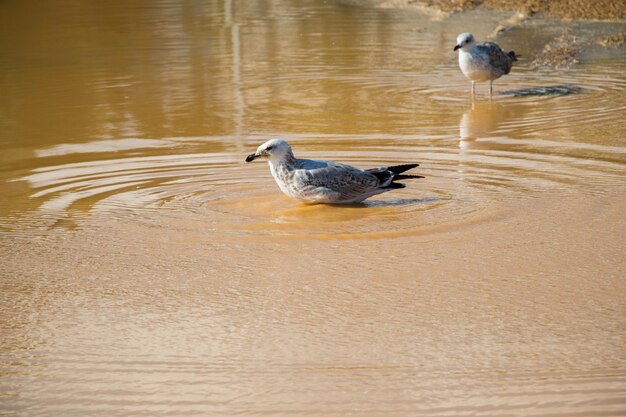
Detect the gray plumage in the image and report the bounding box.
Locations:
[454,32,517,97]
[474,42,515,77]
[245,139,423,204]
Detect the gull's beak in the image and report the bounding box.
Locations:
[245,152,258,162]
[453,44,461,51]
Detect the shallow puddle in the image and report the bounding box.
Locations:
[1,1,625,416]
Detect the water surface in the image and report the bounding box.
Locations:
[1,1,625,416]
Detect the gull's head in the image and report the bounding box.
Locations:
[454,32,475,51]
[245,139,292,163]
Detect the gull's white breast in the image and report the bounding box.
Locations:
[269,161,296,197]
[458,48,495,82]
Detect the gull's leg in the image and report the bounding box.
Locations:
[489,80,493,100]
[471,81,476,98]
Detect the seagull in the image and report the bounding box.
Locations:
[454,32,517,98]
[245,139,423,204]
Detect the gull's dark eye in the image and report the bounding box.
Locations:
[266,146,273,151]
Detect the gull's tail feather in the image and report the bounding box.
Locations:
[386,164,424,189]
[388,164,419,175]
[389,164,424,181]
[384,182,406,189]
[394,173,425,180]
[367,163,423,189]
[387,173,424,189]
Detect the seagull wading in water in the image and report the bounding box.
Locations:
[245,139,423,204]
[454,32,517,98]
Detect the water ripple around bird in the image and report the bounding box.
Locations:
[3,133,624,239]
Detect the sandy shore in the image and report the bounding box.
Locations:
[355,0,625,68]
[373,0,626,20]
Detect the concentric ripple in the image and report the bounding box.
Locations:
[4,134,624,239]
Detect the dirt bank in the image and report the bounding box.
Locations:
[377,0,626,20]
[365,0,625,68]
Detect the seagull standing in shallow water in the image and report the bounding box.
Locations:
[245,139,423,204]
[454,32,517,98]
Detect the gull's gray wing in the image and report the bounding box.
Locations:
[294,159,382,201]
[477,42,514,75]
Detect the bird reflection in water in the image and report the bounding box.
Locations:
[459,101,519,150]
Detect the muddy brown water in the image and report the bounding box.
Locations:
[1,1,625,416]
